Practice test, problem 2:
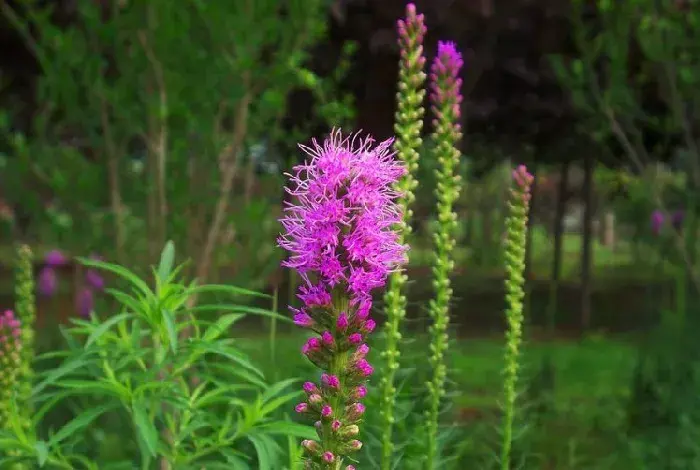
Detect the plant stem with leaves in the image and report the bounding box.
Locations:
[500,165,533,470]
[425,41,464,469]
[380,4,426,469]
[13,245,35,431]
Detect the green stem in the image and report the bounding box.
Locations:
[380,6,425,467]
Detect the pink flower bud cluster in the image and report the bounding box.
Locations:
[279,129,408,467]
[511,165,534,203]
[0,310,22,392]
[397,3,427,84]
[430,41,464,124]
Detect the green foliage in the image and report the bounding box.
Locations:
[380,5,427,469]
[0,0,345,283]
[626,305,700,469]
[0,243,313,468]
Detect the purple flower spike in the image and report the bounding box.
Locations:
[45,249,67,267]
[651,210,665,235]
[278,129,408,299]
[430,41,464,124]
[278,129,409,466]
[76,287,94,318]
[38,267,58,297]
[0,310,22,389]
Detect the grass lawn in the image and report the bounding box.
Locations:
[236,331,639,467]
[237,331,636,410]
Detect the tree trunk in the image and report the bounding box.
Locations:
[580,152,594,331]
[547,160,569,337]
[100,99,127,266]
[188,77,252,311]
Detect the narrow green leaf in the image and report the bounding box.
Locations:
[202,313,246,341]
[105,289,144,314]
[189,284,270,299]
[157,241,176,282]
[262,421,316,439]
[191,304,291,323]
[56,379,129,400]
[261,378,298,404]
[161,309,178,353]
[34,441,48,466]
[77,257,152,297]
[85,312,132,347]
[260,391,303,417]
[193,342,264,378]
[49,404,117,447]
[33,357,92,396]
[131,400,158,457]
[248,434,273,470]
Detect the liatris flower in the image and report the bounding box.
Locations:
[85,253,105,291]
[38,266,58,297]
[380,5,427,468]
[76,287,94,318]
[44,249,67,267]
[425,39,464,468]
[651,210,665,235]
[86,268,105,291]
[671,210,684,231]
[279,129,408,469]
[14,245,35,431]
[500,165,534,470]
[0,310,22,429]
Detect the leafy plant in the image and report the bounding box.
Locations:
[0,242,314,469]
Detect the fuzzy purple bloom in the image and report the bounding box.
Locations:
[278,129,408,305]
[38,266,58,297]
[651,210,665,235]
[45,249,67,267]
[85,269,105,291]
[76,287,94,318]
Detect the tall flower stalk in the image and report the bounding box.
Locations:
[425,41,464,468]
[500,165,533,470]
[278,129,408,469]
[14,244,36,431]
[379,4,426,468]
[0,310,22,429]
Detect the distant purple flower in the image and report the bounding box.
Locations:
[651,210,665,235]
[76,288,94,318]
[671,210,685,231]
[38,267,58,297]
[44,250,67,267]
[85,269,105,291]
